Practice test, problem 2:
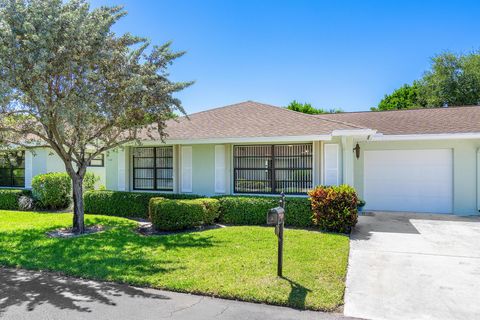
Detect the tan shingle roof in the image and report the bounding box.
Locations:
[153,101,365,140]
[317,106,480,135]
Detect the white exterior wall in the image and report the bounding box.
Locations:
[22,137,480,216]
[25,147,107,189]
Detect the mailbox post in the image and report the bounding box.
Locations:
[267,192,286,277]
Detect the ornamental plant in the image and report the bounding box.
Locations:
[32,172,72,209]
[0,0,190,233]
[308,185,359,233]
[32,172,101,210]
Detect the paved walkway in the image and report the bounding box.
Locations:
[344,212,480,320]
[0,268,354,320]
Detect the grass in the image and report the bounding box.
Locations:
[0,210,350,311]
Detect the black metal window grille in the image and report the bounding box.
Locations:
[0,151,25,188]
[87,153,104,167]
[234,144,313,194]
[133,147,173,191]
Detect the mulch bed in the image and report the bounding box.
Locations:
[136,222,225,236]
[46,225,105,238]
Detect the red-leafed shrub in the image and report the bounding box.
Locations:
[308,185,358,233]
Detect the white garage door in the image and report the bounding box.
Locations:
[364,149,453,214]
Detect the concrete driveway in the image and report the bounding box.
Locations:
[344,212,480,320]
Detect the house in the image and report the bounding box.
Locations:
[2,101,480,216]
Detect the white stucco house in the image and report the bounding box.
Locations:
[2,101,480,216]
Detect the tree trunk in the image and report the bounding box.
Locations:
[72,175,85,234]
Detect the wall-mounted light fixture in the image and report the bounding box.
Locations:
[353,143,361,159]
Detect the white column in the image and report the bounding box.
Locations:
[117,147,128,191]
[214,145,226,194]
[313,141,322,186]
[24,149,34,189]
[342,136,354,186]
[173,145,179,193]
[181,146,193,193]
[477,148,480,212]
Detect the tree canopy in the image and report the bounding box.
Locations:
[373,82,422,111]
[375,51,480,111]
[0,0,191,233]
[286,100,343,114]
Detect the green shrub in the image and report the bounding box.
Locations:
[215,196,313,228]
[32,172,71,209]
[83,172,100,192]
[200,198,221,224]
[308,185,358,233]
[0,189,31,210]
[31,172,102,210]
[84,190,202,218]
[149,198,220,231]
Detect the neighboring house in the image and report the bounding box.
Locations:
[2,101,480,216]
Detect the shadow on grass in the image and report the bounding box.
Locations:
[0,218,222,295]
[0,268,169,315]
[281,276,312,309]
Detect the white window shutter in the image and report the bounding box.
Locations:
[181,146,192,192]
[214,145,226,193]
[324,144,339,185]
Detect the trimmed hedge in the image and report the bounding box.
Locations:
[84,190,202,218]
[215,196,314,228]
[149,197,220,231]
[309,185,358,233]
[0,189,31,210]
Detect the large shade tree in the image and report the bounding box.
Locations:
[0,0,191,233]
[375,51,480,110]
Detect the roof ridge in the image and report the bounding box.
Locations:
[239,101,368,129]
[180,100,368,130]
[318,105,480,116]
[179,100,256,118]
[315,116,367,129]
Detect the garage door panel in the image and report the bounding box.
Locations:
[364,149,453,214]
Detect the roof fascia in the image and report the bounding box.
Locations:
[371,132,480,141]
[331,129,377,137]
[132,135,333,146]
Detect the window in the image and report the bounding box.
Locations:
[87,153,104,167]
[233,144,313,194]
[133,147,173,191]
[0,151,25,187]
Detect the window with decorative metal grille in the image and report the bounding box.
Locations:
[0,151,25,187]
[133,147,173,191]
[233,144,313,194]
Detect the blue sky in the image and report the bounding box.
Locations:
[91,0,480,114]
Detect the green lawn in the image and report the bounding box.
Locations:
[0,210,350,311]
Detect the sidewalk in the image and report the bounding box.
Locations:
[0,267,356,320]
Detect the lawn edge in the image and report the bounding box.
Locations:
[0,264,343,312]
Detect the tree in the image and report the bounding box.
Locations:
[373,82,423,111]
[421,52,480,107]
[0,0,191,233]
[286,100,342,114]
[375,51,480,110]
